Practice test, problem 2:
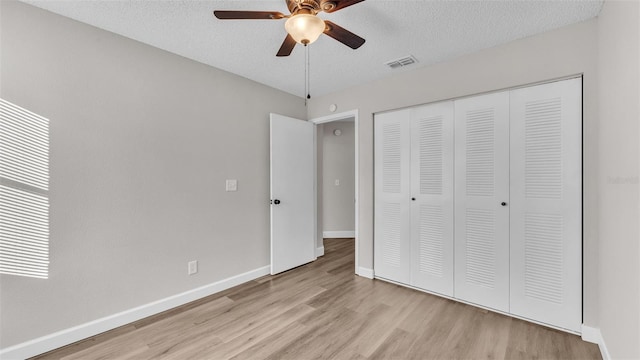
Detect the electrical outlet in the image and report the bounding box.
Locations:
[188,260,198,275]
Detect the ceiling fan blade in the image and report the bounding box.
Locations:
[320,0,365,13]
[323,20,365,49]
[213,10,287,20]
[276,34,297,57]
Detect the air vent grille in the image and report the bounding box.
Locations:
[385,55,418,69]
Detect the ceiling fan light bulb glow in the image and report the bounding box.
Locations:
[285,14,325,45]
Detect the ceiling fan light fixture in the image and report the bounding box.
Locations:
[285,14,325,45]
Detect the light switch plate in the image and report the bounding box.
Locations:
[226,179,237,192]
[188,260,198,275]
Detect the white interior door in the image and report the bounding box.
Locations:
[454,91,510,312]
[410,101,455,296]
[509,78,582,332]
[270,113,315,275]
[374,109,411,284]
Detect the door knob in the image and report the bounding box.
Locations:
[411,197,416,201]
[274,199,281,205]
[501,202,507,206]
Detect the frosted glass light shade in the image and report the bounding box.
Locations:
[285,14,325,45]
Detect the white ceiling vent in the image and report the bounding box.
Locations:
[385,55,418,69]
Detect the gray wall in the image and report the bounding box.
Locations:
[596,1,640,358]
[0,0,306,348]
[308,19,600,327]
[322,120,355,233]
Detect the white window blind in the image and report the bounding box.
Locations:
[0,98,50,279]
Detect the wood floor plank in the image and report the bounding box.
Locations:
[461,310,512,359]
[352,290,426,358]
[228,320,311,360]
[61,333,149,360]
[134,325,223,360]
[208,304,316,359]
[405,299,467,359]
[31,238,601,360]
[30,325,138,360]
[213,286,326,342]
[126,296,235,353]
[438,304,487,358]
[329,303,394,357]
[395,293,447,335]
[263,306,365,360]
[368,328,418,359]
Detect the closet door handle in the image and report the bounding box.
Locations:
[501,202,507,206]
[411,197,416,201]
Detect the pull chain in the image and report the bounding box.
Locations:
[304,44,311,106]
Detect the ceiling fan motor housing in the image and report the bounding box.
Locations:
[287,0,338,14]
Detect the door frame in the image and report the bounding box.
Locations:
[310,109,360,276]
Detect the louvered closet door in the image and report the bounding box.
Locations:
[409,102,454,296]
[374,109,411,284]
[509,78,582,332]
[454,92,510,312]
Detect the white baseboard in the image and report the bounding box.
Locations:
[357,267,374,279]
[315,246,325,257]
[581,324,600,344]
[323,231,355,238]
[581,325,610,360]
[0,265,270,360]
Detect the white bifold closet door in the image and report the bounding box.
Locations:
[454,92,510,312]
[410,102,454,296]
[509,78,582,332]
[376,78,582,333]
[374,102,454,296]
[374,109,411,284]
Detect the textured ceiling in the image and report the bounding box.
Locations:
[20,0,603,98]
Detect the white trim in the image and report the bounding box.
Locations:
[354,113,359,275]
[316,246,325,257]
[580,324,600,344]
[310,109,358,125]
[310,109,360,275]
[357,267,374,279]
[0,266,270,360]
[313,124,319,260]
[581,325,610,360]
[323,231,356,238]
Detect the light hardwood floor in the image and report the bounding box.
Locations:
[33,238,601,360]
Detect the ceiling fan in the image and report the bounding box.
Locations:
[213,0,366,57]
